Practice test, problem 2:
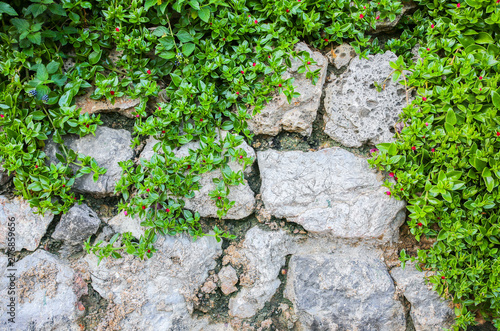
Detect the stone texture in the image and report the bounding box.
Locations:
[107,211,146,239]
[285,248,406,330]
[139,132,256,219]
[75,88,140,118]
[219,265,238,295]
[228,227,296,318]
[327,43,355,69]
[391,263,455,331]
[324,51,407,148]
[258,148,406,243]
[0,165,11,186]
[248,42,328,137]
[0,196,54,251]
[0,250,83,331]
[45,126,134,196]
[52,203,101,244]
[85,233,231,330]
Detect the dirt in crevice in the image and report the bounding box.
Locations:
[401,294,416,331]
[76,281,110,330]
[98,112,137,133]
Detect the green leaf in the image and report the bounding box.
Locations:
[11,18,30,33]
[48,3,66,16]
[37,65,49,81]
[51,74,67,87]
[492,91,500,109]
[27,32,42,45]
[445,109,457,125]
[152,26,168,37]
[0,2,18,16]
[176,29,193,43]
[182,43,195,56]
[198,6,210,22]
[170,73,182,86]
[437,230,448,241]
[89,50,102,65]
[46,61,60,74]
[476,32,494,44]
[188,0,200,10]
[28,4,47,18]
[144,0,156,10]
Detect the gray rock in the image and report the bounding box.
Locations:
[52,203,101,245]
[219,265,238,295]
[140,131,256,220]
[285,248,406,330]
[0,196,54,251]
[45,126,134,196]
[0,250,82,331]
[106,211,146,239]
[248,42,328,137]
[85,233,228,330]
[258,148,406,243]
[327,43,355,69]
[391,264,455,331]
[0,165,11,186]
[324,51,407,148]
[0,252,7,277]
[229,227,296,318]
[75,88,140,118]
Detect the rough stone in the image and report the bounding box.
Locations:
[85,233,230,330]
[52,203,101,245]
[0,250,83,331]
[247,42,328,137]
[219,265,238,295]
[391,263,455,331]
[285,248,406,330]
[228,227,296,318]
[0,165,11,186]
[0,196,54,251]
[327,43,355,69]
[139,132,256,220]
[258,148,406,243]
[75,88,140,118]
[324,51,407,148]
[107,211,146,239]
[45,126,134,196]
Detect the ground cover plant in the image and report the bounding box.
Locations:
[0,0,499,329]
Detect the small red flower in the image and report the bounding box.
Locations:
[223,38,226,41]
[411,146,416,151]
[286,9,290,13]
[136,114,140,118]
[210,23,213,25]
[162,130,165,133]
[268,55,271,58]
[146,188,150,192]
[124,211,128,216]
[278,84,282,87]
[386,191,391,196]
[426,48,430,51]
[425,122,429,126]
[86,124,89,128]
[218,196,221,200]
[166,208,170,212]
[307,61,311,65]
[479,76,483,80]
[389,172,395,178]
[395,177,398,181]
[128,39,131,42]
[457,3,460,7]
[376,15,380,20]
[422,97,427,101]
[147,249,151,253]
[239,155,243,159]
[363,6,366,9]
[147,69,151,74]
[0,114,4,118]
[74,197,77,200]
[115,27,120,32]
[496,132,500,137]
[254,20,258,24]
[441,276,445,280]
[253,62,256,66]
[200,119,203,122]
[431,148,436,152]
[401,188,404,191]
[248,14,251,17]
[431,24,435,28]
[360,14,364,18]
[62,184,66,187]
[35,165,38,169]
[324,38,329,42]
[236,91,240,95]
[298,0,301,2]
[241,70,245,74]
[417,222,423,227]
[479,88,482,91]
[142,205,146,210]
[187,165,191,169]
[110,91,115,95]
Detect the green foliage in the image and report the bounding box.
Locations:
[370,0,500,328]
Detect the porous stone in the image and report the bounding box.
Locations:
[327,43,355,69]
[0,250,83,331]
[85,233,230,330]
[0,196,54,251]
[139,132,256,220]
[219,265,238,295]
[52,203,101,245]
[75,88,140,118]
[45,126,134,196]
[106,211,146,239]
[228,227,296,318]
[248,42,328,137]
[258,148,406,243]
[391,263,455,331]
[324,51,407,148]
[285,248,406,330]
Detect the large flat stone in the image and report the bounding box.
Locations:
[75,89,140,118]
[324,51,407,148]
[45,126,134,196]
[248,42,328,137]
[52,203,101,245]
[285,248,406,330]
[258,148,406,243]
[0,196,54,251]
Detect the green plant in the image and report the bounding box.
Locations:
[370,0,500,328]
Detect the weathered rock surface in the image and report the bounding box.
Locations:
[85,233,231,330]
[391,263,455,331]
[107,211,146,239]
[285,248,406,330]
[0,250,83,331]
[248,42,328,137]
[45,126,134,196]
[258,148,406,243]
[0,196,54,251]
[219,265,238,295]
[324,51,407,147]
[0,166,11,186]
[52,203,100,245]
[228,227,296,318]
[139,132,256,219]
[75,88,140,118]
[327,43,355,69]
